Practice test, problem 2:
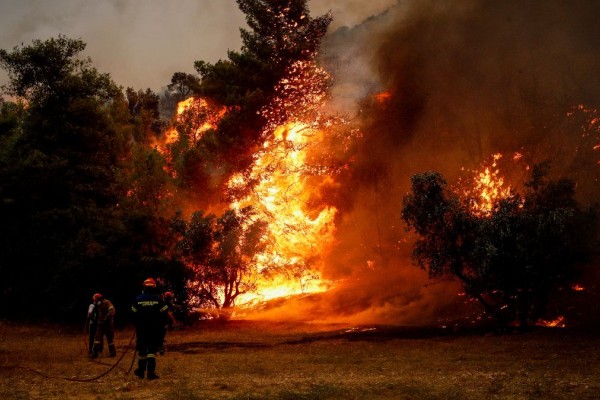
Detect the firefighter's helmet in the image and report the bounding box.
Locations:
[164,291,174,300]
[92,293,102,302]
[143,277,156,288]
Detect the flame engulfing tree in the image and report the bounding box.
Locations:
[172,207,267,319]
[191,0,332,176]
[402,163,598,329]
[196,0,331,106]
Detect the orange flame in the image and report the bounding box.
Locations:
[154,97,226,157]
[536,316,566,328]
[464,153,512,216]
[168,60,339,311]
[572,284,585,292]
[229,121,337,306]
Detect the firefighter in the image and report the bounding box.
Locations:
[158,291,179,354]
[86,293,101,357]
[91,294,116,358]
[131,277,169,380]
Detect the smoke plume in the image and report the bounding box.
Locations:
[251,0,600,326]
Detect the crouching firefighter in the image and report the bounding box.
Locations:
[92,293,117,358]
[131,277,169,380]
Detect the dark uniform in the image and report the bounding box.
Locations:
[92,295,116,358]
[159,291,179,354]
[86,295,100,356]
[131,278,169,380]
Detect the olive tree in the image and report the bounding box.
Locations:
[401,164,598,328]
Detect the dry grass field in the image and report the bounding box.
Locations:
[1,319,599,399]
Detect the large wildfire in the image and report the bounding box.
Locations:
[228,121,338,306]
[158,0,600,326]
[160,60,345,313]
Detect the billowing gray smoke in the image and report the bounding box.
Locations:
[247,0,600,325]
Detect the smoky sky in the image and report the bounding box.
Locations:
[0,0,398,92]
[367,0,600,169]
[286,0,600,325]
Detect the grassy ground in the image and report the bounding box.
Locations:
[0,320,599,400]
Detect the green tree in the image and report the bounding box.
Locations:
[401,165,598,329]
[125,87,164,142]
[167,72,200,101]
[0,97,23,137]
[173,207,267,319]
[159,72,201,118]
[188,0,332,178]
[0,36,133,320]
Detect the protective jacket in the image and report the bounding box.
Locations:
[131,292,169,350]
[92,298,116,357]
[96,299,116,323]
[131,290,169,379]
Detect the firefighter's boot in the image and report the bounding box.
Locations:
[91,343,100,359]
[134,358,146,379]
[108,343,116,357]
[146,357,159,380]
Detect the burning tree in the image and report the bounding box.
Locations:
[162,1,341,309]
[190,0,332,175]
[172,207,267,319]
[401,163,598,329]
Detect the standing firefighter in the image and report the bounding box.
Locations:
[131,277,169,380]
[85,293,101,357]
[91,294,116,358]
[158,291,179,354]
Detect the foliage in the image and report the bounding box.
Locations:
[168,72,201,101]
[401,164,599,328]
[158,72,201,118]
[125,87,164,142]
[0,36,185,322]
[0,1,334,322]
[188,0,332,179]
[172,207,267,319]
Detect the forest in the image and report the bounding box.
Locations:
[1,0,599,330]
[0,0,334,323]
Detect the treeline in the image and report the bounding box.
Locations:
[0,0,331,323]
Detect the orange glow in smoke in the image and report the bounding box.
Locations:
[374,91,392,104]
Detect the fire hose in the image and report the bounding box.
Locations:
[11,329,137,383]
[84,319,132,372]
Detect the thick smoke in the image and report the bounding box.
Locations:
[0,0,245,92]
[309,0,398,30]
[250,0,600,325]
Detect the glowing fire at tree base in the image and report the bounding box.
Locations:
[228,122,338,308]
